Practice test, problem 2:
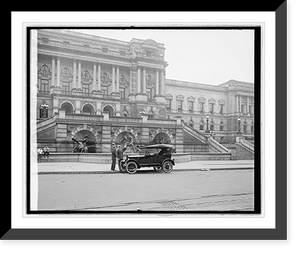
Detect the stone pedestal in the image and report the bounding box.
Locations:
[154,95,166,104]
[101,125,111,153]
[136,93,148,102]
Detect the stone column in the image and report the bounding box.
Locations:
[51,57,55,87]
[247,97,250,114]
[236,95,239,113]
[78,61,82,90]
[97,64,101,91]
[93,63,96,91]
[112,66,115,93]
[239,96,242,113]
[116,66,119,93]
[129,68,132,93]
[56,57,60,88]
[142,68,146,94]
[155,70,159,95]
[137,67,141,93]
[72,60,76,89]
[160,70,165,96]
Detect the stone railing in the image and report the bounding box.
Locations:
[208,137,229,153]
[239,137,254,153]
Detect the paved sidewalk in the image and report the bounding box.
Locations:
[37,160,254,174]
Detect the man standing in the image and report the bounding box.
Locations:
[117,144,126,171]
[111,144,117,171]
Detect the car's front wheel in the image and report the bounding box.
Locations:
[162,161,173,173]
[126,161,138,174]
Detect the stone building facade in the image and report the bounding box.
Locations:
[36,29,254,153]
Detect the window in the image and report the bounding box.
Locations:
[210,122,214,131]
[243,124,247,133]
[166,100,172,111]
[241,104,247,114]
[199,102,204,113]
[146,88,153,100]
[200,124,204,131]
[189,118,194,128]
[188,101,194,113]
[120,87,126,100]
[102,86,108,95]
[249,105,254,115]
[209,103,214,114]
[82,83,90,94]
[220,124,224,131]
[40,79,49,92]
[62,81,71,93]
[177,100,183,112]
[148,110,154,119]
[251,125,254,134]
[220,104,224,114]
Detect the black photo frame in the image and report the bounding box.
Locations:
[5,2,287,240]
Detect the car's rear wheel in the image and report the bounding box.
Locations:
[126,161,138,174]
[153,166,162,172]
[162,161,173,173]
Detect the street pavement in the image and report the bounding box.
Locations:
[37,160,254,174]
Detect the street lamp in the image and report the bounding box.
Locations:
[237,116,241,134]
[205,114,210,133]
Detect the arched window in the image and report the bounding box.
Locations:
[103,105,114,116]
[82,104,94,115]
[61,102,73,114]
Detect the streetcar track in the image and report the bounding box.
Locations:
[64,192,254,211]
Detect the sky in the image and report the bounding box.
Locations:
[75,29,254,85]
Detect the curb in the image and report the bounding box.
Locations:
[38,167,254,175]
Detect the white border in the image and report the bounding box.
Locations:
[11,11,275,229]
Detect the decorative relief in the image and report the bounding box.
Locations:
[67,124,101,141]
[146,74,155,88]
[81,70,93,84]
[149,128,175,143]
[38,64,51,79]
[61,67,73,82]
[58,99,75,108]
[101,72,112,86]
[119,74,129,87]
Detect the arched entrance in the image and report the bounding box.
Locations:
[82,104,94,114]
[61,102,73,114]
[153,132,171,144]
[103,105,114,116]
[73,130,96,153]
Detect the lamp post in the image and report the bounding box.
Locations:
[205,115,210,133]
[237,116,241,134]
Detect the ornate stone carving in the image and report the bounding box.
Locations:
[38,64,51,79]
[119,74,129,87]
[61,67,73,82]
[81,70,93,84]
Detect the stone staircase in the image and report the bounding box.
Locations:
[182,122,229,154]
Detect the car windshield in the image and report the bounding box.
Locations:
[143,148,160,155]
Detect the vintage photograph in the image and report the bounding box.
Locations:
[28,26,259,213]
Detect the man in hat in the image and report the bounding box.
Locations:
[111,144,117,171]
[117,144,127,171]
